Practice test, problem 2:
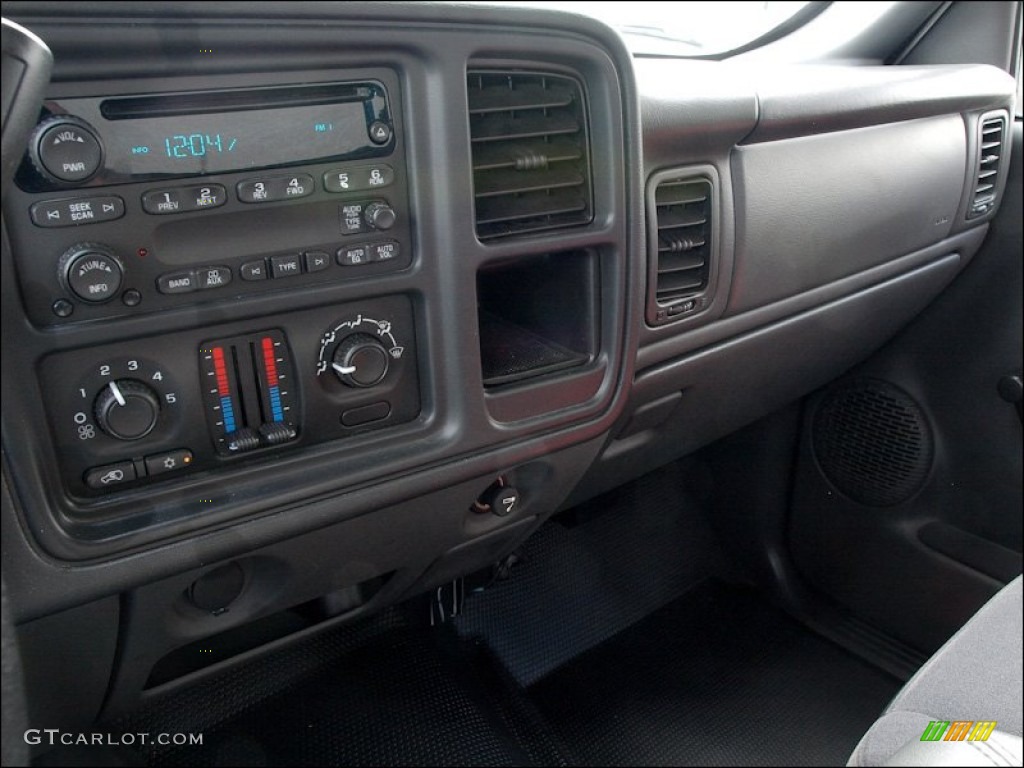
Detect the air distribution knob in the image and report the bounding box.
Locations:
[93,379,161,440]
[332,333,390,388]
[363,201,396,230]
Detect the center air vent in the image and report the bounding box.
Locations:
[468,71,593,240]
[648,176,714,324]
[968,112,1007,219]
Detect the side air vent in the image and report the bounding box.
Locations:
[648,176,713,324]
[468,71,593,240]
[968,112,1008,219]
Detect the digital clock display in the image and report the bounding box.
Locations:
[162,133,238,159]
[118,101,371,176]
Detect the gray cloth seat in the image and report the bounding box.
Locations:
[848,575,1023,766]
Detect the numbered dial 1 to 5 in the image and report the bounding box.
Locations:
[70,358,179,444]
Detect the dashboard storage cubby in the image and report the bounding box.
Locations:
[477,250,597,387]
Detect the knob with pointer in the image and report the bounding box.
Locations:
[93,379,161,440]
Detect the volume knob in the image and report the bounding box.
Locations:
[29,115,104,184]
[94,379,161,440]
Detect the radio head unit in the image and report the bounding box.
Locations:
[17,81,394,190]
[3,75,412,327]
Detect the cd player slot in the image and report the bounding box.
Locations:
[101,82,386,119]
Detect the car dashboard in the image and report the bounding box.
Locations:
[0,0,1017,736]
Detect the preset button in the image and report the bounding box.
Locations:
[237,174,314,203]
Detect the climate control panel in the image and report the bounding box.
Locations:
[38,295,420,498]
[199,330,299,455]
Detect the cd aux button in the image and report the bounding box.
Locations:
[198,266,232,290]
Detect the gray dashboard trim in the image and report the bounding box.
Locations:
[636,226,987,373]
[739,63,1016,143]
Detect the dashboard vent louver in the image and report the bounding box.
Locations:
[468,71,593,240]
[651,177,712,315]
[968,113,1007,219]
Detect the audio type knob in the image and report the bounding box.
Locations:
[332,333,390,388]
[93,379,161,440]
[60,243,123,303]
[364,201,396,231]
[29,115,104,184]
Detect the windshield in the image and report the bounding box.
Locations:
[484,1,813,56]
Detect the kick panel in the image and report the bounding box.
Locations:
[38,294,420,501]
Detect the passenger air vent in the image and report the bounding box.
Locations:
[468,71,593,240]
[968,112,1007,219]
[648,176,713,324]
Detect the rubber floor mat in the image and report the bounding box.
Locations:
[529,580,901,767]
[456,463,734,685]
[139,621,562,767]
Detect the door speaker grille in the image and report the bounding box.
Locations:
[812,379,933,507]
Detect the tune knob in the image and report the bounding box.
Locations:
[364,201,396,230]
[332,334,390,388]
[93,379,161,440]
[60,243,123,303]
